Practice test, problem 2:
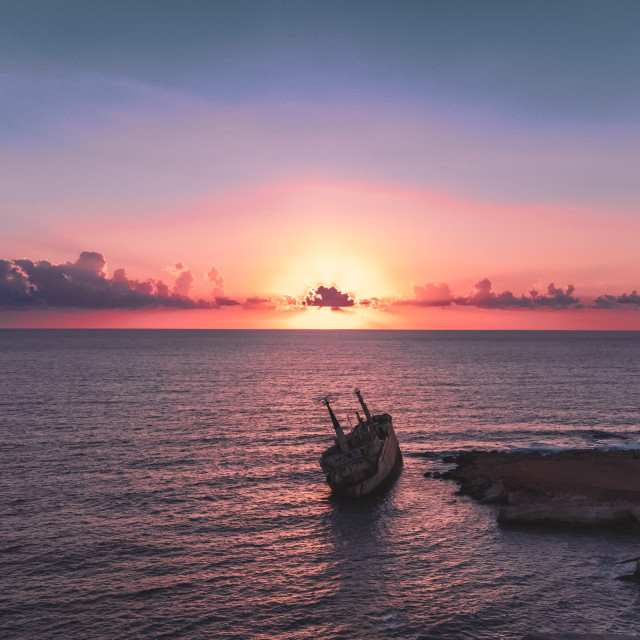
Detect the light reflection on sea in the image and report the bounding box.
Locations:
[1,329,640,639]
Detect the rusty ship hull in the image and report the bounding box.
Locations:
[318,391,403,498]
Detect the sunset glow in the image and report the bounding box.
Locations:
[2,2,639,329]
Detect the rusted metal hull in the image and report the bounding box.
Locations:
[338,426,403,498]
[320,417,403,498]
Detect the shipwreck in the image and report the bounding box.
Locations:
[318,388,403,498]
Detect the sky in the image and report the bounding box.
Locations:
[2,0,640,329]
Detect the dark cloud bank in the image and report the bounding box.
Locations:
[0,252,238,310]
[1,252,638,313]
[297,279,638,313]
[593,291,640,309]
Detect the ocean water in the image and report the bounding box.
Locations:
[1,329,640,639]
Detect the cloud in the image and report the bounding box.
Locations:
[243,296,276,311]
[4,254,637,317]
[214,296,241,307]
[165,262,195,297]
[458,279,579,309]
[74,251,107,275]
[173,269,194,297]
[208,266,225,297]
[358,297,383,308]
[303,285,355,310]
[530,283,580,308]
[0,252,239,310]
[592,290,640,309]
[282,279,582,313]
[208,266,224,288]
[396,282,454,307]
[396,278,580,310]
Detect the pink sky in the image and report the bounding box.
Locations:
[2,178,640,329]
[2,3,639,329]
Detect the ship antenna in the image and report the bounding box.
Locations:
[354,388,372,422]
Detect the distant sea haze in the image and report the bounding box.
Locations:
[2,330,640,639]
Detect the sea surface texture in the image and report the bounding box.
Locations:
[1,329,640,639]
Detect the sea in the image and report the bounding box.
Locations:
[1,329,640,639]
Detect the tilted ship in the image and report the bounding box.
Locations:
[318,389,403,498]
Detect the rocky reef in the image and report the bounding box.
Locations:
[445,449,640,527]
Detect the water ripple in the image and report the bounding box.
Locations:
[1,329,640,639]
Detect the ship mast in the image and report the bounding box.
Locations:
[354,388,372,422]
[321,396,349,453]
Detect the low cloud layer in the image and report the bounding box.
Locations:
[593,291,640,309]
[280,280,584,313]
[400,282,454,307]
[0,252,238,309]
[398,279,581,310]
[243,296,276,311]
[458,279,579,309]
[1,252,638,316]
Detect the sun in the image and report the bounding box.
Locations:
[267,249,396,303]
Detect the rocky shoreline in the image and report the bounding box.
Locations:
[441,449,640,527]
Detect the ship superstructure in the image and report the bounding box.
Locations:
[318,389,403,497]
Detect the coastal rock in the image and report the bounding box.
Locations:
[630,507,640,524]
[448,449,640,528]
[499,499,637,527]
[478,479,506,504]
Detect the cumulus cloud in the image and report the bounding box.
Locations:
[303,285,355,310]
[592,290,640,309]
[208,266,225,297]
[173,269,194,297]
[396,282,453,307]
[458,279,579,309]
[74,251,107,274]
[619,291,640,305]
[4,254,636,317]
[165,262,195,297]
[530,283,580,308]
[0,252,239,309]
[246,288,363,312]
[397,278,580,309]
[279,278,580,313]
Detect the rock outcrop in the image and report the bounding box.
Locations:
[446,449,640,527]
